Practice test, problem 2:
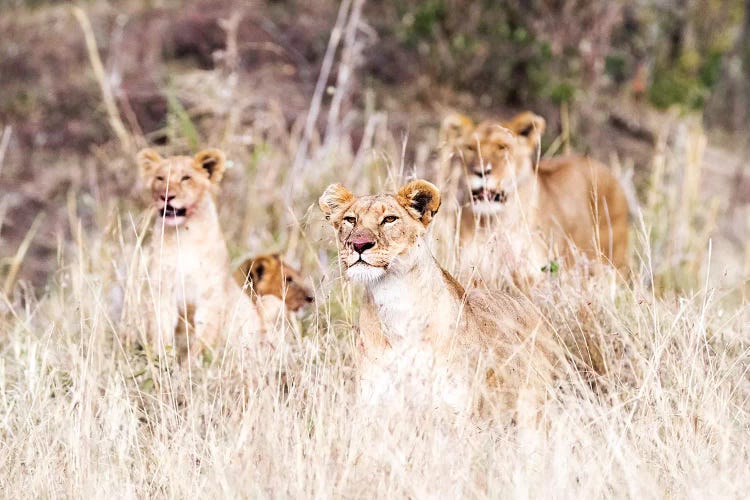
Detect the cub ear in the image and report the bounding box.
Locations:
[251,260,265,282]
[505,111,546,148]
[318,184,354,220]
[136,148,163,179]
[396,179,441,226]
[235,259,253,285]
[194,149,226,184]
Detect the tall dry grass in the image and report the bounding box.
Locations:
[1,6,749,498]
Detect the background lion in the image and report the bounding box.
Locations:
[444,111,630,286]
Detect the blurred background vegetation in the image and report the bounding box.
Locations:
[1,0,749,289]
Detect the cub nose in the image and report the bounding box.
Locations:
[351,237,375,254]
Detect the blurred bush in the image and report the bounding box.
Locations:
[367,0,749,120]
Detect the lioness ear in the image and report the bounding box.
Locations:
[194,149,226,184]
[505,111,546,148]
[318,184,354,220]
[439,113,475,145]
[136,148,163,179]
[397,179,441,226]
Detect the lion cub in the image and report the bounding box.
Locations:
[444,111,629,285]
[234,254,314,312]
[137,148,278,360]
[319,179,556,417]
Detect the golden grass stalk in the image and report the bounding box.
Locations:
[72,6,133,154]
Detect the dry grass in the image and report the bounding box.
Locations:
[1,7,749,498]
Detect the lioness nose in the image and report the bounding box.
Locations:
[351,238,375,254]
[473,163,492,175]
[160,194,176,202]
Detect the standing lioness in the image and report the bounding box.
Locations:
[319,180,556,417]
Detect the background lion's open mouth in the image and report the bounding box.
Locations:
[161,205,187,218]
[471,189,507,204]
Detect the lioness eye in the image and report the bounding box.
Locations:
[156,176,164,181]
[181,175,191,181]
[381,215,398,224]
[343,216,356,224]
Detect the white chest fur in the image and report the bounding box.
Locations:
[360,244,472,412]
[368,248,458,343]
[149,204,230,308]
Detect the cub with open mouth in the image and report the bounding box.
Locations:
[137,148,279,362]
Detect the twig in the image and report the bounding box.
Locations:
[3,213,45,297]
[287,0,353,184]
[0,126,11,180]
[72,6,133,153]
[324,0,365,149]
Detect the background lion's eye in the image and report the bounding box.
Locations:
[343,216,356,224]
[181,175,191,181]
[381,215,398,224]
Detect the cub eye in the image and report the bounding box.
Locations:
[496,144,506,151]
[466,144,476,152]
[181,175,191,181]
[156,176,164,181]
[343,216,356,224]
[285,276,293,283]
[381,215,398,224]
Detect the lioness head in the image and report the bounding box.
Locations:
[234,254,314,312]
[453,111,546,215]
[137,148,226,227]
[319,180,441,284]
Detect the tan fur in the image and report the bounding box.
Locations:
[137,148,279,361]
[449,111,629,284]
[319,180,557,419]
[234,254,314,312]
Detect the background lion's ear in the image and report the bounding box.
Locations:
[396,179,441,226]
[504,111,546,148]
[194,149,226,184]
[439,113,475,145]
[318,184,354,220]
[136,148,162,179]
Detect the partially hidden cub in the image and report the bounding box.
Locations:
[234,254,314,312]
